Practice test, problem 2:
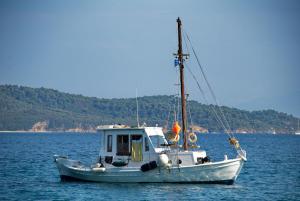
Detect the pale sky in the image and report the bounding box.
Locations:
[0,0,299,117]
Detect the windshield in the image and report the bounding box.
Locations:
[149,135,168,148]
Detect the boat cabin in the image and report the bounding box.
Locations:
[97,126,206,168]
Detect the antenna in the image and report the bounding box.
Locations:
[136,89,140,127]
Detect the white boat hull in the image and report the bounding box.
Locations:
[54,156,244,184]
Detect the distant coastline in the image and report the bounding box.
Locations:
[0,130,297,135]
[0,85,299,134]
[0,130,97,134]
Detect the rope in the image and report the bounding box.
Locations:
[183,31,248,151]
[187,99,194,127]
[183,30,248,153]
[182,31,190,57]
[173,94,178,122]
[185,63,230,136]
[182,30,226,132]
[183,31,235,137]
[164,103,172,130]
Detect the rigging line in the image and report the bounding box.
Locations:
[185,90,191,130]
[172,67,180,122]
[183,32,229,134]
[187,99,194,127]
[173,96,177,122]
[184,33,245,151]
[185,62,231,137]
[186,66,230,136]
[184,31,233,134]
[186,65,242,150]
[164,100,172,130]
[135,89,140,128]
[182,30,190,57]
[183,29,192,127]
[185,32,233,134]
[183,29,194,129]
[242,110,254,132]
[173,104,177,122]
[184,34,222,133]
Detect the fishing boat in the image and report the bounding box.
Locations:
[54,18,247,184]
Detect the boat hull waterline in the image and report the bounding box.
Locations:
[54,156,244,184]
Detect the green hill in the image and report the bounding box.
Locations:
[0,85,298,133]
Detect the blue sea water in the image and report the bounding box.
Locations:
[0,132,299,201]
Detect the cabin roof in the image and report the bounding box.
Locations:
[97,127,144,131]
[96,127,164,137]
[96,126,162,131]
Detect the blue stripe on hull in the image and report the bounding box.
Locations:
[60,175,89,182]
[60,175,234,185]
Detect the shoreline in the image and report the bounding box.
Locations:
[0,131,297,135]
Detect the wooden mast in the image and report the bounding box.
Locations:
[177,17,188,150]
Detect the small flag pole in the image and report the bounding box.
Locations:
[136,88,140,128]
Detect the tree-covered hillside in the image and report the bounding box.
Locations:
[0,85,298,133]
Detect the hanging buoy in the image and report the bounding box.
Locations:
[166,131,180,143]
[171,134,180,142]
[235,142,240,149]
[172,121,181,135]
[165,131,173,140]
[188,132,197,143]
[229,137,237,145]
[174,134,180,142]
[229,137,240,149]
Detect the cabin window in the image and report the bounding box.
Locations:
[107,135,112,152]
[149,135,167,148]
[117,135,130,156]
[144,137,149,151]
[131,135,142,142]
